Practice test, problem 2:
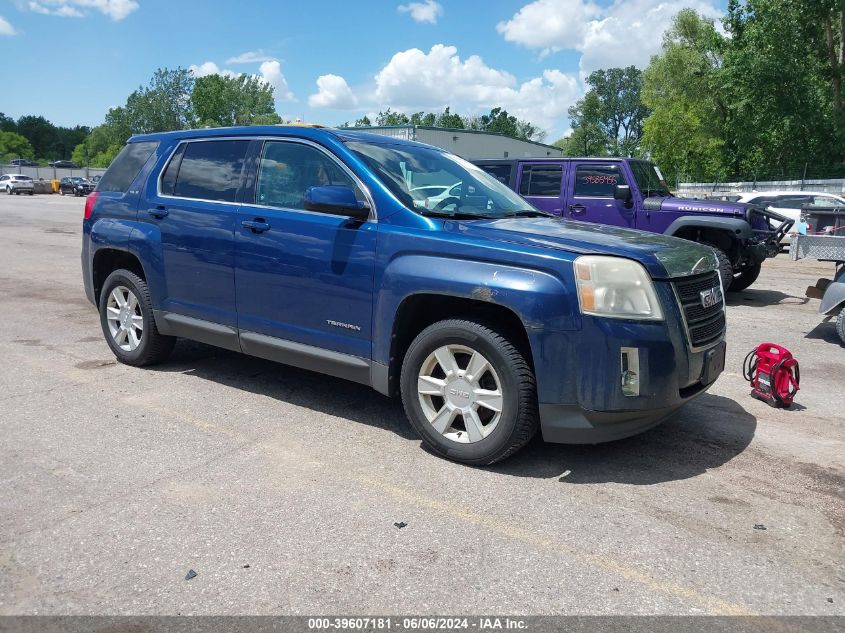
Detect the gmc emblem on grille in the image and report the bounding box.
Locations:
[700,287,721,308]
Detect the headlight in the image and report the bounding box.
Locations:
[574,255,664,320]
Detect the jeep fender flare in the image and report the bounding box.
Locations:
[664,216,754,242]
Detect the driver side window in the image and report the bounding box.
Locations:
[256,141,362,211]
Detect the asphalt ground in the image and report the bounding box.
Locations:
[0,193,842,616]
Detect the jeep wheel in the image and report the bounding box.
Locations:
[836,311,845,345]
[400,318,538,465]
[730,263,762,292]
[99,269,175,366]
[707,245,734,291]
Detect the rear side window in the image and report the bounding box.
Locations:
[477,163,512,185]
[97,141,158,193]
[519,164,563,196]
[574,164,625,197]
[171,140,249,203]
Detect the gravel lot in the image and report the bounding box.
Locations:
[0,194,843,616]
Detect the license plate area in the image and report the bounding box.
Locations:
[702,340,726,385]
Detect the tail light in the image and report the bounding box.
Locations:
[84,191,99,219]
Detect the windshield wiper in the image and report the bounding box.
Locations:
[419,210,493,220]
[505,209,552,218]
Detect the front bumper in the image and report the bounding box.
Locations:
[534,280,725,444]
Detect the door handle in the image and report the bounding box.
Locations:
[148,206,169,219]
[569,204,586,215]
[241,219,271,233]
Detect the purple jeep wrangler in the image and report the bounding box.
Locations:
[473,158,792,291]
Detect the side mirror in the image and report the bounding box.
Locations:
[304,185,370,221]
[614,184,633,202]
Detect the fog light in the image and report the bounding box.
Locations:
[621,347,640,397]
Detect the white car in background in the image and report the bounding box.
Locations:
[0,174,34,195]
[736,190,845,225]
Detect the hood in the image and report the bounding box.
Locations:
[444,216,717,279]
[645,196,750,217]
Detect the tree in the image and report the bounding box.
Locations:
[354,115,372,126]
[123,67,195,134]
[476,107,545,142]
[0,113,16,133]
[721,0,840,178]
[641,9,727,182]
[192,73,280,127]
[557,92,608,156]
[0,131,35,162]
[15,115,60,160]
[435,107,464,129]
[566,67,649,157]
[375,108,410,126]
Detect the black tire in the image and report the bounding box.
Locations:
[706,244,735,292]
[28,190,34,196]
[730,263,762,292]
[59,188,64,196]
[5,186,11,195]
[400,318,538,465]
[99,269,175,366]
[836,311,845,345]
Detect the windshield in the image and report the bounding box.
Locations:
[630,160,671,198]
[347,141,541,219]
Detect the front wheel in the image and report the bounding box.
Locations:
[730,263,762,292]
[99,269,175,366]
[400,318,538,465]
[836,311,845,345]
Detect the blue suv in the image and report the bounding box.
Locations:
[82,126,726,465]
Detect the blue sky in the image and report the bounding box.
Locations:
[1,0,727,140]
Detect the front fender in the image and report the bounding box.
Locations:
[372,254,578,366]
[820,266,845,315]
[664,215,754,241]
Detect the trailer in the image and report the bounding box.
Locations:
[791,206,845,344]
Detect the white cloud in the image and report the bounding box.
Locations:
[308,74,358,109]
[310,44,581,136]
[25,0,139,20]
[189,61,237,79]
[497,0,601,56]
[259,60,295,101]
[397,0,442,24]
[189,59,295,102]
[226,50,275,65]
[29,2,83,16]
[498,0,722,74]
[0,16,16,35]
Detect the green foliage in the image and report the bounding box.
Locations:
[0,131,35,163]
[643,2,845,183]
[192,74,280,127]
[562,67,649,157]
[358,106,542,141]
[641,9,727,182]
[123,67,196,134]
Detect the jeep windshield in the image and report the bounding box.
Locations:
[347,141,546,219]
[630,160,672,198]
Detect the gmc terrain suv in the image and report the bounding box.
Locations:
[82,126,726,465]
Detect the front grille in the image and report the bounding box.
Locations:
[672,271,725,348]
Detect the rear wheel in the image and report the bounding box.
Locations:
[400,318,538,465]
[99,269,175,366]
